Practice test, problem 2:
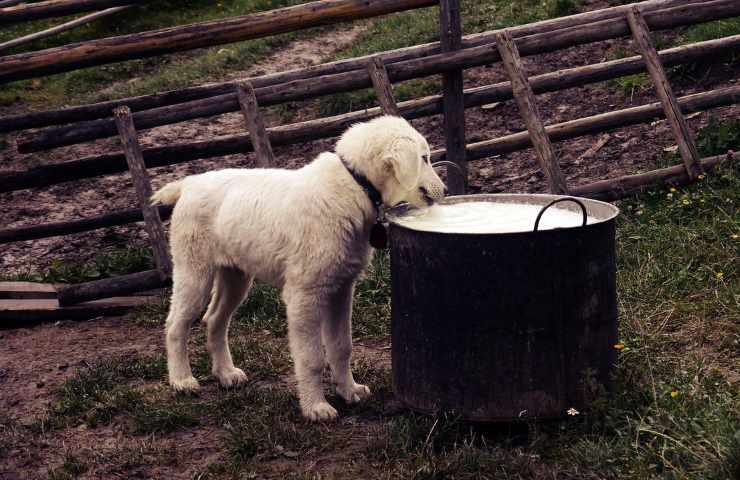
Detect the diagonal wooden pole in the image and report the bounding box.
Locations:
[366,56,401,116]
[236,81,275,167]
[627,6,703,179]
[113,105,172,279]
[494,30,569,194]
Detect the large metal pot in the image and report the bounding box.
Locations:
[386,194,620,421]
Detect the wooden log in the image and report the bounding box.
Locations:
[0,6,133,54]
[627,6,703,179]
[367,56,400,116]
[439,0,466,194]
[0,0,137,25]
[572,153,732,201]
[1,296,156,327]
[0,204,172,244]
[0,282,57,299]
[57,268,169,306]
[4,87,737,247]
[3,80,738,196]
[445,86,740,163]
[495,30,568,194]
[236,82,274,167]
[0,0,437,83]
[17,0,740,152]
[0,0,697,132]
[0,0,24,8]
[2,89,737,245]
[113,106,171,277]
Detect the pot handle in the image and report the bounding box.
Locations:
[533,197,588,232]
[432,161,464,178]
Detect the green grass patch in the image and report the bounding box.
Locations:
[4,247,155,283]
[320,0,584,116]
[0,0,307,107]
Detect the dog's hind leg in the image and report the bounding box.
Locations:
[205,266,253,388]
[166,263,213,392]
[322,282,371,404]
[284,287,337,421]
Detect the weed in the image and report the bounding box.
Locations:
[4,247,154,284]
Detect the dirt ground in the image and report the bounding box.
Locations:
[0,5,738,479]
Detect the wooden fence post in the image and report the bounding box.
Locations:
[627,6,703,179]
[236,81,275,167]
[113,106,172,279]
[367,56,401,116]
[494,30,569,195]
[439,0,467,194]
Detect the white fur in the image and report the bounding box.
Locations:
[153,116,445,421]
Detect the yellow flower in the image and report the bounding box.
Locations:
[670,390,679,398]
[732,234,739,240]
[614,343,625,350]
[682,199,690,205]
[698,174,705,180]
[716,272,724,280]
[669,187,677,193]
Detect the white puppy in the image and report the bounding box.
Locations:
[152,116,446,421]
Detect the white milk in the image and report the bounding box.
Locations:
[392,201,594,234]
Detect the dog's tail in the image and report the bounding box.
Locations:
[151,180,184,206]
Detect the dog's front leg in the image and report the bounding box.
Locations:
[285,287,337,421]
[323,282,371,404]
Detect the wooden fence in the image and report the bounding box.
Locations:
[0,0,738,318]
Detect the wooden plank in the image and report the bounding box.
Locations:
[627,6,703,179]
[0,296,156,328]
[367,56,400,116]
[0,282,57,299]
[0,0,437,83]
[572,152,733,201]
[57,269,170,306]
[0,0,699,133]
[3,81,738,197]
[235,82,274,167]
[439,0,467,194]
[17,0,740,153]
[113,106,172,278]
[431,86,739,162]
[0,0,137,26]
[0,6,132,54]
[0,204,173,244]
[495,30,569,194]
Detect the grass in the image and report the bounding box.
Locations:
[3,247,155,283]
[0,0,307,107]
[5,120,738,479]
[319,0,585,116]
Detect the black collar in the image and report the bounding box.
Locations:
[337,154,383,211]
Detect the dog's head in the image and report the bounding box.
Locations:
[335,116,446,209]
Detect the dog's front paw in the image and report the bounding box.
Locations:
[215,367,248,388]
[337,382,372,404]
[302,401,338,421]
[170,375,200,393]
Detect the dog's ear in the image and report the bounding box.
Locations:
[385,136,421,191]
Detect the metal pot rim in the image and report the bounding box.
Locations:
[386,193,620,235]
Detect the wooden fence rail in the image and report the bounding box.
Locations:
[0,0,438,83]
[1,86,737,244]
[0,0,138,26]
[1,33,734,194]
[15,0,740,153]
[2,81,737,195]
[0,0,702,132]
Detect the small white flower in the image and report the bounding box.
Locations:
[567,407,579,416]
